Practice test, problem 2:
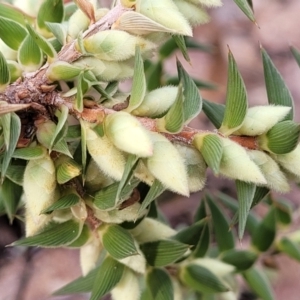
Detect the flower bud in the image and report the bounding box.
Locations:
[132,86,178,118]
[134,160,155,185]
[23,154,58,236]
[111,268,140,300]
[135,0,192,36]
[129,217,177,244]
[83,30,156,61]
[187,0,223,7]
[86,126,125,181]
[80,237,103,276]
[118,242,146,274]
[105,112,153,157]
[173,0,210,25]
[175,143,207,192]
[272,143,300,178]
[219,137,266,184]
[73,57,134,81]
[67,8,90,41]
[247,150,290,193]
[85,158,114,192]
[112,11,178,35]
[234,105,291,136]
[146,132,189,196]
[46,61,82,82]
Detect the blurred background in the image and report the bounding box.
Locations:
[1,0,300,299]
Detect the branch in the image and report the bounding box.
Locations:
[0,1,258,152]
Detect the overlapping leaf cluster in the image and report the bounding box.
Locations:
[0,0,300,300]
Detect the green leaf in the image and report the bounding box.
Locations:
[277,237,300,262]
[159,37,211,59]
[236,180,256,240]
[94,181,120,210]
[202,99,225,129]
[147,268,173,300]
[67,224,90,248]
[243,267,275,300]
[37,0,64,35]
[115,154,139,206]
[13,220,82,247]
[138,179,165,214]
[219,50,248,136]
[6,165,25,186]
[172,218,207,247]
[173,35,190,62]
[193,133,223,174]
[262,120,300,154]
[252,206,276,252]
[41,193,80,214]
[66,124,81,140]
[46,61,82,81]
[91,256,125,300]
[140,239,189,267]
[0,50,10,90]
[50,105,69,149]
[194,223,210,258]
[17,34,43,71]
[79,119,87,175]
[146,61,162,91]
[75,73,84,112]
[217,192,260,235]
[221,249,258,271]
[274,199,292,225]
[194,199,207,222]
[166,77,216,90]
[0,16,27,50]
[262,48,294,120]
[12,146,46,160]
[159,37,179,59]
[52,138,72,157]
[233,0,255,22]
[185,37,212,53]
[101,224,138,260]
[126,46,146,112]
[161,83,184,133]
[0,178,22,223]
[177,59,202,123]
[291,46,300,68]
[251,186,270,208]
[181,264,230,294]
[26,23,57,58]
[1,113,21,179]
[46,22,67,45]
[94,177,139,211]
[0,2,34,26]
[206,195,235,252]
[54,267,98,295]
